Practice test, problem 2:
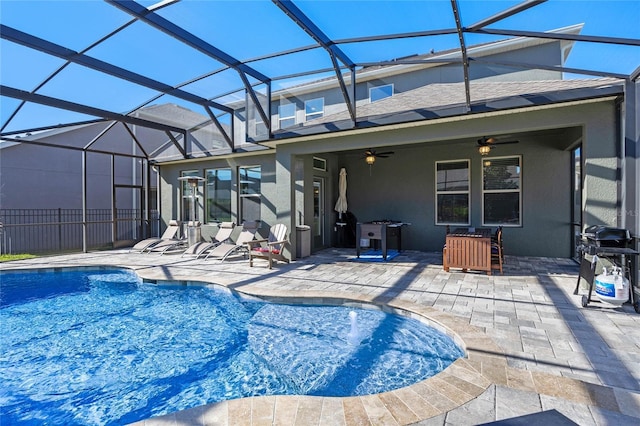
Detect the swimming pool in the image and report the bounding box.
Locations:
[0,268,463,425]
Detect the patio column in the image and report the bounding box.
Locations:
[624,79,640,281]
[582,105,619,228]
[275,149,296,260]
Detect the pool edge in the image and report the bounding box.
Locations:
[128,274,501,425]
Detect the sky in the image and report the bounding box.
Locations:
[1,0,638,133]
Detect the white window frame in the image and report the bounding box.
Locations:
[435,159,470,226]
[304,97,324,121]
[205,167,232,224]
[313,157,327,171]
[238,165,262,223]
[481,155,522,227]
[278,103,296,129]
[254,111,267,137]
[369,83,394,103]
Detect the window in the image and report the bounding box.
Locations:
[239,166,261,223]
[305,98,324,121]
[254,111,268,138]
[205,168,232,223]
[180,170,199,221]
[436,160,470,225]
[278,103,296,129]
[313,157,327,171]
[482,156,521,226]
[370,84,393,102]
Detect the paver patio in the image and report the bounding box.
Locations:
[1,248,639,425]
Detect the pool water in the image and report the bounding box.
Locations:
[0,268,463,425]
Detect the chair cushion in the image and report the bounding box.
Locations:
[254,247,280,254]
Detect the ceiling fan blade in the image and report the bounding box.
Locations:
[493,140,519,145]
[376,151,394,156]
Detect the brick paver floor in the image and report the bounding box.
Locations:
[2,248,639,425]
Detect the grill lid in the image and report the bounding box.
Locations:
[583,225,631,241]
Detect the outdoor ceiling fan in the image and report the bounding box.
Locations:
[364,149,394,165]
[476,136,519,155]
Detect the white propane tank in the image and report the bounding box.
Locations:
[595,267,629,306]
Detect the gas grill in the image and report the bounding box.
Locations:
[574,225,639,312]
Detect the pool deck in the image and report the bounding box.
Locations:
[1,248,639,425]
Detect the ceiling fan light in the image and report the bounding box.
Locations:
[478,145,491,156]
[365,155,376,165]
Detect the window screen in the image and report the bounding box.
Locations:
[482,156,521,225]
[436,160,469,225]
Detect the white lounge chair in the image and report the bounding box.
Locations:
[182,222,236,258]
[129,220,181,253]
[149,221,202,254]
[203,221,259,261]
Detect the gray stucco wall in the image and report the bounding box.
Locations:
[158,153,283,244]
[0,122,157,210]
[278,99,619,258]
[335,136,572,257]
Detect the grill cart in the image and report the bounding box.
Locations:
[574,225,639,313]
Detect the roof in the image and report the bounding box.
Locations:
[270,77,624,141]
[310,77,624,125]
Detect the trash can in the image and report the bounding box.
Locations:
[187,221,202,247]
[296,225,311,258]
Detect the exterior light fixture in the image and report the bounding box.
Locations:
[478,145,491,156]
[365,154,376,165]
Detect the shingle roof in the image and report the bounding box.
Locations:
[305,77,624,126]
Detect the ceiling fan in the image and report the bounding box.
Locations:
[364,148,394,165]
[477,136,519,155]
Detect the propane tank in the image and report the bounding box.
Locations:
[595,266,629,306]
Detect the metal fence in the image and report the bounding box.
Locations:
[0,209,159,255]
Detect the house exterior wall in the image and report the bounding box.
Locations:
[229,98,616,259]
[0,143,85,209]
[158,153,281,243]
[0,122,158,210]
[469,42,563,82]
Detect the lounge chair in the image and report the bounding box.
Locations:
[182,222,235,258]
[147,221,201,254]
[129,220,181,253]
[247,223,290,269]
[202,221,259,261]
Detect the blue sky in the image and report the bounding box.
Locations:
[1,0,638,133]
